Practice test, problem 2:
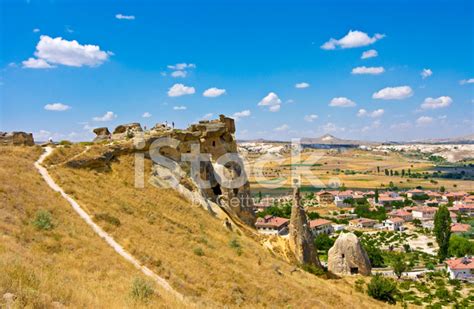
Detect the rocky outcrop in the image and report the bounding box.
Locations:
[112,123,143,140]
[288,187,321,267]
[93,127,111,142]
[0,131,34,146]
[327,232,371,276]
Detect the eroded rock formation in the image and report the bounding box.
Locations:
[327,232,371,276]
[0,131,34,146]
[288,187,321,267]
[93,127,111,142]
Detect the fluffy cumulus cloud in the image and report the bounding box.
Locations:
[460,78,474,85]
[115,14,135,20]
[421,68,433,79]
[22,57,55,69]
[274,124,289,132]
[22,35,112,69]
[295,82,310,89]
[44,103,71,111]
[358,108,385,118]
[304,114,318,122]
[416,116,434,126]
[321,30,385,50]
[167,83,195,97]
[329,97,356,107]
[142,112,152,118]
[167,63,196,78]
[258,92,282,112]
[351,66,385,75]
[372,86,413,100]
[93,111,117,121]
[361,49,378,59]
[173,106,187,110]
[421,96,452,109]
[320,122,345,133]
[203,87,226,97]
[232,110,251,120]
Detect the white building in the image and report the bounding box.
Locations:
[446,257,474,280]
[255,215,289,235]
[411,206,437,221]
[382,217,405,231]
[309,219,334,235]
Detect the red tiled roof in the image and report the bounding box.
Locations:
[255,216,289,229]
[411,206,437,213]
[389,210,411,217]
[309,219,332,228]
[446,257,474,270]
[387,217,405,223]
[451,223,471,233]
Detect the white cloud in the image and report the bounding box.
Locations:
[321,30,385,50]
[361,49,378,59]
[320,122,345,133]
[351,66,385,75]
[370,109,385,118]
[22,57,55,69]
[167,83,195,97]
[142,112,152,118]
[421,68,433,79]
[203,87,226,97]
[44,103,71,111]
[416,116,434,126]
[201,113,213,120]
[116,14,135,20]
[232,110,251,120]
[167,63,196,70]
[295,82,310,89]
[421,96,452,109]
[329,97,356,107]
[274,124,289,132]
[173,106,187,110]
[357,109,368,117]
[390,122,412,130]
[460,78,474,85]
[372,86,413,100]
[171,70,187,78]
[33,28,40,33]
[258,92,282,112]
[304,114,318,122]
[22,35,112,69]
[93,111,117,121]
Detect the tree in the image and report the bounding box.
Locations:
[401,169,405,177]
[385,169,389,176]
[449,234,474,257]
[434,205,452,261]
[389,170,393,176]
[440,186,446,193]
[374,188,379,203]
[391,254,409,279]
[314,233,335,255]
[363,243,385,267]
[377,166,380,173]
[367,274,398,304]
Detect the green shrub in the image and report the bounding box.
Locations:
[193,247,204,256]
[59,140,73,146]
[229,238,243,255]
[301,263,325,276]
[130,277,154,302]
[32,210,54,230]
[367,274,398,304]
[94,213,121,226]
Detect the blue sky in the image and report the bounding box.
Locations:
[1,0,473,141]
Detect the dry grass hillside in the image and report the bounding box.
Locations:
[41,144,390,308]
[0,146,182,308]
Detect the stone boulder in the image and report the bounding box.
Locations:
[112,123,143,140]
[327,232,371,276]
[93,127,111,142]
[288,187,321,267]
[0,131,34,146]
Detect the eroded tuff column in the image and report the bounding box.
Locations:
[288,187,322,267]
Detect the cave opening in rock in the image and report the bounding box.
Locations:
[212,184,222,196]
[350,267,359,274]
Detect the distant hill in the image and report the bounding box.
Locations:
[413,134,474,145]
[300,134,380,146]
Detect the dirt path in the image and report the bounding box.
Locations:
[35,146,185,303]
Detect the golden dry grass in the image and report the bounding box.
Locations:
[0,146,183,308]
[45,145,391,308]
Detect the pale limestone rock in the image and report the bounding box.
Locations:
[328,232,371,276]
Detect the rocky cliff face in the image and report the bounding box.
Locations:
[0,131,34,146]
[90,115,256,225]
[327,232,371,276]
[288,187,321,267]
